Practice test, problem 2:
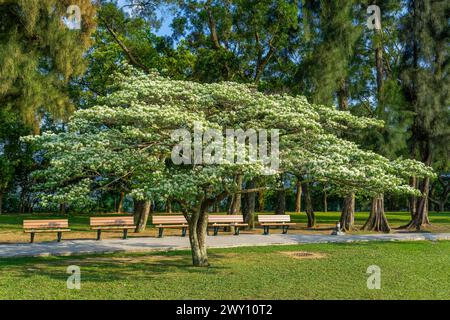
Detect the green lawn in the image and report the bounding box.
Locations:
[0,241,449,299]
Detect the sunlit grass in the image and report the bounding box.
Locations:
[0,241,449,299]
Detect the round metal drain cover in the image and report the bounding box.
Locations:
[279,251,326,259]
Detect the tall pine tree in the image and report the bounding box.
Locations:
[0,0,96,132]
[298,0,362,230]
[400,0,449,230]
[0,0,96,212]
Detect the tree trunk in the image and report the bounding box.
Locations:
[363,194,390,232]
[403,176,431,230]
[242,179,256,229]
[19,188,28,214]
[257,190,265,212]
[337,78,354,232]
[0,192,3,214]
[228,174,243,214]
[294,179,302,213]
[438,201,445,212]
[133,200,151,233]
[337,79,349,111]
[59,203,66,214]
[403,142,432,230]
[340,193,355,231]
[374,24,384,98]
[188,207,209,267]
[302,182,316,228]
[414,175,431,228]
[117,192,125,213]
[275,174,286,215]
[409,176,417,219]
[166,199,172,213]
[323,189,328,213]
[275,189,286,214]
[214,199,220,212]
[247,178,257,217]
[368,19,390,234]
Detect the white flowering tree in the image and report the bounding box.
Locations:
[286,134,435,231]
[25,68,433,266]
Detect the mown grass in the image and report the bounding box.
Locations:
[0,241,449,300]
[0,211,449,243]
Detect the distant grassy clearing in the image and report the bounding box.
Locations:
[0,241,449,299]
[0,211,449,243]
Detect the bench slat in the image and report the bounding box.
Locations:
[210,223,248,227]
[208,215,245,223]
[91,226,136,230]
[24,229,71,233]
[156,224,188,228]
[258,215,292,223]
[23,219,69,229]
[90,216,135,227]
[260,222,296,226]
[152,216,187,224]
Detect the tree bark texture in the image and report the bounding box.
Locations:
[302,182,316,228]
[228,174,243,214]
[363,194,390,232]
[403,141,432,230]
[275,175,286,215]
[295,179,302,213]
[340,193,355,231]
[117,192,125,213]
[133,200,151,233]
[242,179,256,229]
[188,206,210,267]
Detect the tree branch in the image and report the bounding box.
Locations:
[99,16,150,73]
[254,38,275,83]
[205,0,221,50]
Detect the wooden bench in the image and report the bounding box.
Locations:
[208,215,248,236]
[152,215,188,238]
[90,216,136,240]
[23,219,70,243]
[258,215,296,235]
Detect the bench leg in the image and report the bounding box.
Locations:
[30,232,35,243]
[213,226,219,236]
[158,228,164,238]
[282,226,289,234]
[263,226,270,235]
[123,229,128,240]
[182,227,187,237]
[234,227,240,235]
[96,229,101,241]
[57,232,62,242]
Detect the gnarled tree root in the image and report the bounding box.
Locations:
[362,195,390,232]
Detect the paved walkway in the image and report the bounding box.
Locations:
[1,233,449,258]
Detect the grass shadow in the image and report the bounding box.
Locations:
[0,250,231,284]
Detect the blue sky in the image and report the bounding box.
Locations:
[155,7,173,36]
[117,0,173,36]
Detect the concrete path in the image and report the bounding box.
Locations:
[1,233,449,258]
